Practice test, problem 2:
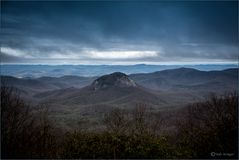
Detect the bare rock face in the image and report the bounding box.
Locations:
[91,72,137,90]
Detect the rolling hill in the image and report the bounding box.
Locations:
[130,67,238,93]
[1,68,237,130]
[35,72,166,108]
[1,67,237,104]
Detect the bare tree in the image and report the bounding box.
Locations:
[1,86,35,158]
[104,108,129,134]
[1,86,58,158]
[176,92,238,158]
[130,103,162,135]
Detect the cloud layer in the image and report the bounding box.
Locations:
[1,1,238,64]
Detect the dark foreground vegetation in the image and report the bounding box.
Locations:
[1,86,238,159]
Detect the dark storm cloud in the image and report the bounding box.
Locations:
[1,1,238,64]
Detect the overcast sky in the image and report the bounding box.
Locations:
[1,1,238,64]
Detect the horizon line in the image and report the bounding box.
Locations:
[0,62,238,66]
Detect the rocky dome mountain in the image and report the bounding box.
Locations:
[3,68,237,108]
[34,72,166,108]
[91,72,137,90]
[2,68,237,130]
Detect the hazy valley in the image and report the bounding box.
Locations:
[2,67,238,130]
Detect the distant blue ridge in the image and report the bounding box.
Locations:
[1,64,238,78]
